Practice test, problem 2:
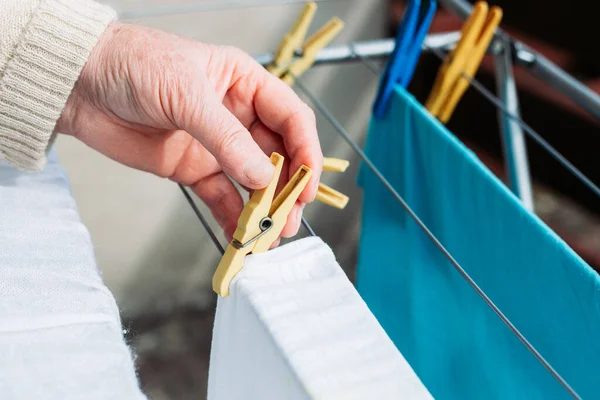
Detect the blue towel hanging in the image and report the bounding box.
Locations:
[357,85,600,399]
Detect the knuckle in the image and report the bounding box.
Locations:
[282,109,305,131]
[281,105,316,135]
[226,46,262,74]
[222,45,247,62]
[215,129,242,162]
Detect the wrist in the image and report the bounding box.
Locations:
[56,21,123,137]
[1,0,116,169]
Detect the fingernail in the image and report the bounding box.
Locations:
[243,156,274,186]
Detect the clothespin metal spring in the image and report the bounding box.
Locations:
[231,217,274,249]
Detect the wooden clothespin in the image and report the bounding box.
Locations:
[425,1,502,123]
[268,1,344,86]
[373,0,437,119]
[317,157,350,209]
[212,153,312,297]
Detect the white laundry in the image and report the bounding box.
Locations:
[0,150,146,400]
[208,237,432,400]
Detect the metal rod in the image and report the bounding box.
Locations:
[357,38,598,206]
[438,0,600,120]
[254,32,461,67]
[425,44,600,202]
[355,40,599,202]
[178,184,225,255]
[350,44,384,75]
[124,0,600,119]
[494,36,535,211]
[437,0,472,17]
[294,78,581,400]
[514,42,600,120]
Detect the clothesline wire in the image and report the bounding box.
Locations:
[178,182,317,254]
[351,42,600,201]
[426,44,600,199]
[302,216,317,236]
[293,77,581,400]
[178,184,225,255]
[349,44,384,75]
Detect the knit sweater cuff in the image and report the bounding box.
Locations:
[0,0,116,171]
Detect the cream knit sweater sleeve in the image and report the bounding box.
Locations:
[0,0,116,170]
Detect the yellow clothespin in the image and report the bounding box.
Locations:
[316,157,350,209]
[268,2,344,85]
[425,1,503,123]
[268,5,347,209]
[316,183,348,209]
[323,157,349,172]
[213,153,312,297]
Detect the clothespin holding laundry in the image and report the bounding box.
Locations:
[373,0,437,119]
[425,1,502,123]
[268,2,344,86]
[213,153,312,297]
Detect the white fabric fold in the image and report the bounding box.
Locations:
[0,150,145,399]
[208,237,432,400]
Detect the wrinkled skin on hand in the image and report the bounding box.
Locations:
[57,22,323,242]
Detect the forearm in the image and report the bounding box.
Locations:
[0,0,115,171]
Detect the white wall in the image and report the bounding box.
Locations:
[55,0,387,316]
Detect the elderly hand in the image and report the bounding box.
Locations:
[57,22,323,241]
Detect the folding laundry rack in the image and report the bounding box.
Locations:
[124,1,600,398]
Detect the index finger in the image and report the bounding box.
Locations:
[253,70,323,204]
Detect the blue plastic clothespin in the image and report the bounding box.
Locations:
[373,0,437,119]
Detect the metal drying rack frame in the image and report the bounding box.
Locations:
[124,0,600,398]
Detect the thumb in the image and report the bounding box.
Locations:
[185,90,274,189]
